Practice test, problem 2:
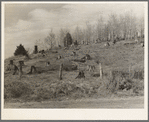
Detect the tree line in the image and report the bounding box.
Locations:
[35,11,144,50]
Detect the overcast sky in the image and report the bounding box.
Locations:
[4,2,145,59]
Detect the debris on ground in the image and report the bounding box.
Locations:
[75,71,85,79]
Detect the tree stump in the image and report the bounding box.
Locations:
[34,45,38,54]
[12,65,19,75]
[27,66,37,74]
[19,61,24,66]
[10,60,13,65]
[46,61,50,66]
[75,71,85,79]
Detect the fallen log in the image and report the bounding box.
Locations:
[73,59,86,63]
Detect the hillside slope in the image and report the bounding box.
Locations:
[4,40,144,103]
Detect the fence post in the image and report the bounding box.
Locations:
[99,63,103,79]
[138,70,140,80]
[129,65,131,79]
[116,67,120,90]
[59,63,63,80]
[142,70,144,79]
[110,70,112,79]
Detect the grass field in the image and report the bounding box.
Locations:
[4,39,144,103]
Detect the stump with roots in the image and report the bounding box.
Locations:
[113,39,116,45]
[135,39,138,43]
[56,55,62,60]
[75,71,85,79]
[71,51,76,56]
[10,60,13,65]
[19,61,24,66]
[6,60,14,71]
[141,43,144,47]
[46,61,50,66]
[81,54,91,60]
[12,65,19,75]
[105,42,110,47]
[27,66,37,74]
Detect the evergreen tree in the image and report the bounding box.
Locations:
[64,33,72,47]
[14,44,28,56]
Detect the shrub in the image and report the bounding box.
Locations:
[131,79,144,95]
[4,81,33,99]
[119,79,133,90]
[133,71,144,80]
[35,88,55,101]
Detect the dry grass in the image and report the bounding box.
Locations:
[4,39,144,102]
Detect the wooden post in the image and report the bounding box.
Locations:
[118,68,119,81]
[110,70,112,79]
[59,64,63,80]
[99,63,102,79]
[19,61,23,80]
[135,32,138,43]
[116,68,120,90]
[138,70,140,80]
[116,78,120,91]
[142,70,144,79]
[129,65,131,79]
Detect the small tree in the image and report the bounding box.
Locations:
[14,44,28,56]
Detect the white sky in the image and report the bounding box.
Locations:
[3,2,145,59]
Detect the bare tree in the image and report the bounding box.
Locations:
[85,21,92,44]
[119,11,137,40]
[108,13,120,41]
[72,25,84,44]
[59,28,70,46]
[103,23,110,41]
[44,29,56,49]
[92,24,98,43]
[96,16,104,41]
[139,16,144,40]
[35,39,45,50]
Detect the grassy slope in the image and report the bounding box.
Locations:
[4,39,144,102]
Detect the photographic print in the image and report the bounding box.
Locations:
[1,1,148,120]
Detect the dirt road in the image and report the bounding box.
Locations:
[4,96,144,108]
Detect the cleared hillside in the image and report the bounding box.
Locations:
[4,39,144,103]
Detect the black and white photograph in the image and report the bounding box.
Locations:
[1,1,148,120]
